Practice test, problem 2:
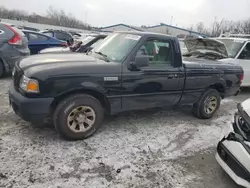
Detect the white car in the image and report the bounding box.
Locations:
[216,98,250,188]
[216,35,250,87]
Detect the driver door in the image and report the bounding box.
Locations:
[122,39,183,111]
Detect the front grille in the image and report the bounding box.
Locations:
[13,66,23,91]
[218,143,250,182]
[234,112,250,140]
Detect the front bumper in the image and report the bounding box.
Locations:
[216,120,250,188]
[9,82,53,124]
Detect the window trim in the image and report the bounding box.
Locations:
[42,31,53,37]
[28,33,49,42]
[134,37,174,67]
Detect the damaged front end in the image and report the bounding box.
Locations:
[183,38,228,60]
[216,98,250,188]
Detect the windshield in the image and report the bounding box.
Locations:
[81,36,95,45]
[90,38,104,48]
[92,33,141,62]
[217,38,245,58]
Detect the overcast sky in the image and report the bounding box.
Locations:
[1,0,250,28]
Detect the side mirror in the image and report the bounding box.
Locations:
[134,55,149,68]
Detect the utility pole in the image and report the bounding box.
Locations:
[85,10,88,24]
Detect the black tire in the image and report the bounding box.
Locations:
[193,89,221,119]
[0,62,4,78]
[53,94,104,140]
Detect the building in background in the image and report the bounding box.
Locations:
[98,23,208,37]
[145,23,208,37]
[1,19,209,38]
[97,24,144,32]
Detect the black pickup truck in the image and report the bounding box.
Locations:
[9,32,243,140]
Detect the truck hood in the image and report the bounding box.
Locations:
[19,53,96,69]
[18,53,120,79]
[184,38,228,58]
[39,47,70,54]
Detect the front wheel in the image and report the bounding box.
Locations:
[53,94,104,140]
[193,89,221,119]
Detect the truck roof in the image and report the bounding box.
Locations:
[116,31,175,39]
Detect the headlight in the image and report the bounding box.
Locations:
[19,75,39,93]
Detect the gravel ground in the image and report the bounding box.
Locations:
[0,77,249,188]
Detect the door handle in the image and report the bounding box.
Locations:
[167,74,178,79]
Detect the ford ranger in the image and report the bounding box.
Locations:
[9,31,243,140]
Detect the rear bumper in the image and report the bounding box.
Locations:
[9,82,53,124]
[224,86,241,97]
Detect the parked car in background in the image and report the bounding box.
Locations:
[19,26,40,32]
[69,32,85,41]
[41,30,74,45]
[216,35,250,87]
[0,23,30,77]
[216,98,250,188]
[40,34,107,54]
[9,32,243,140]
[23,30,67,55]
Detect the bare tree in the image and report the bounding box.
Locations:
[0,6,91,30]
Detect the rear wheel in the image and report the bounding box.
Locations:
[53,94,104,140]
[193,89,221,119]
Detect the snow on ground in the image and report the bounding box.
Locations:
[0,78,247,188]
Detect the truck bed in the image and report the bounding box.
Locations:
[183,57,242,72]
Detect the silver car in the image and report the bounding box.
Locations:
[0,23,30,77]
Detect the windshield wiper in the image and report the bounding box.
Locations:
[95,51,110,62]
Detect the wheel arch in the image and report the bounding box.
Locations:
[50,88,111,114]
[208,82,226,98]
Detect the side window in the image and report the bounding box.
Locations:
[29,33,48,42]
[136,39,173,66]
[55,32,68,41]
[239,43,250,60]
[43,32,53,37]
